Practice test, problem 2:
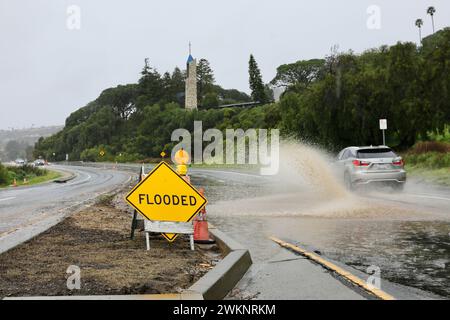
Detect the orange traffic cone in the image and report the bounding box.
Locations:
[193,188,215,244]
[12,178,17,187]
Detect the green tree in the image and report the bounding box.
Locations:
[0,163,10,185]
[427,6,436,33]
[137,58,164,107]
[416,19,424,43]
[248,54,268,103]
[97,84,137,120]
[202,92,219,108]
[387,42,422,148]
[197,58,215,99]
[170,67,185,101]
[270,59,325,92]
[264,85,275,103]
[421,28,450,135]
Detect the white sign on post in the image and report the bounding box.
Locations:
[379,119,387,145]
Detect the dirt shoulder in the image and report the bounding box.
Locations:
[0,191,220,298]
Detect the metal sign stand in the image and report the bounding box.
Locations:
[130,165,145,239]
[144,220,194,251]
[130,210,138,239]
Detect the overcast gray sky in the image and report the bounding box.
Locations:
[0,0,449,129]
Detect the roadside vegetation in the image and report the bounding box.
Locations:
[0,164,61,188]
[0,164,9,185]
[34,28,449,171]
[403,141,450,186]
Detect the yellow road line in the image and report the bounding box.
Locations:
[269,236,395,300]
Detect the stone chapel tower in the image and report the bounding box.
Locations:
[185,43,197,110]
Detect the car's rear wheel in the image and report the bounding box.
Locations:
[344,172,354,191]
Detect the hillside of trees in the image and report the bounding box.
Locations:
[35,28,450,162]
[34,58,256,162]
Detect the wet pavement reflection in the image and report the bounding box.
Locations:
[192,173,450,298]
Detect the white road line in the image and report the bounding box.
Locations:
[67,173,91,185]
[0,197,16,202]
[405,193,450,201]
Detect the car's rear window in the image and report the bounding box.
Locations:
[357,148,397,159]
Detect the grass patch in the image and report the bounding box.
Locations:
[24,170,62,186]
[404,152,450,169]
[402,141,450,186]
[403,141,450,169]
[405,166,450,186]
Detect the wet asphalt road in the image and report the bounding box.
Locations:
[0,165,132,253]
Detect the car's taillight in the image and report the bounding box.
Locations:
[352,160,370,166]
[392,159,404,166]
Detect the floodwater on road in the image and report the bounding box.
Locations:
[191,143,450,298]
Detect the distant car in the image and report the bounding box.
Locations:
[33,159,45,166]
[336,146,406,191]
[14,158,25,165]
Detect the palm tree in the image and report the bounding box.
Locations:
[415,19,423,44]
[427,6,436,33]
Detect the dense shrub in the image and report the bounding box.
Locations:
[7,165,48,181]
[427,126,450,143]
[0,164,9,185]
[408,141,450,154]
[115,152,143,163]
[80,145,114,162]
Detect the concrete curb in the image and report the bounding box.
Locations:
[51,167,77,183]
[4,293,203,300]
[187,226,252,300]
[53,174,75,183]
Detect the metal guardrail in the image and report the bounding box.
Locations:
[58,161,155,173]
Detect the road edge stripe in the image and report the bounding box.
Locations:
[269,236,395,300]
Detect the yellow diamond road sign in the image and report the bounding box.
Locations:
[125,161,207,242]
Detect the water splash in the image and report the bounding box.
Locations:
[277,141,348,199]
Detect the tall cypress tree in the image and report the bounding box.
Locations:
[248,54,267,103]
[197,58,215,99]
[137,58,164,105]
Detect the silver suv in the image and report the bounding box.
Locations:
[336,146,406,190]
